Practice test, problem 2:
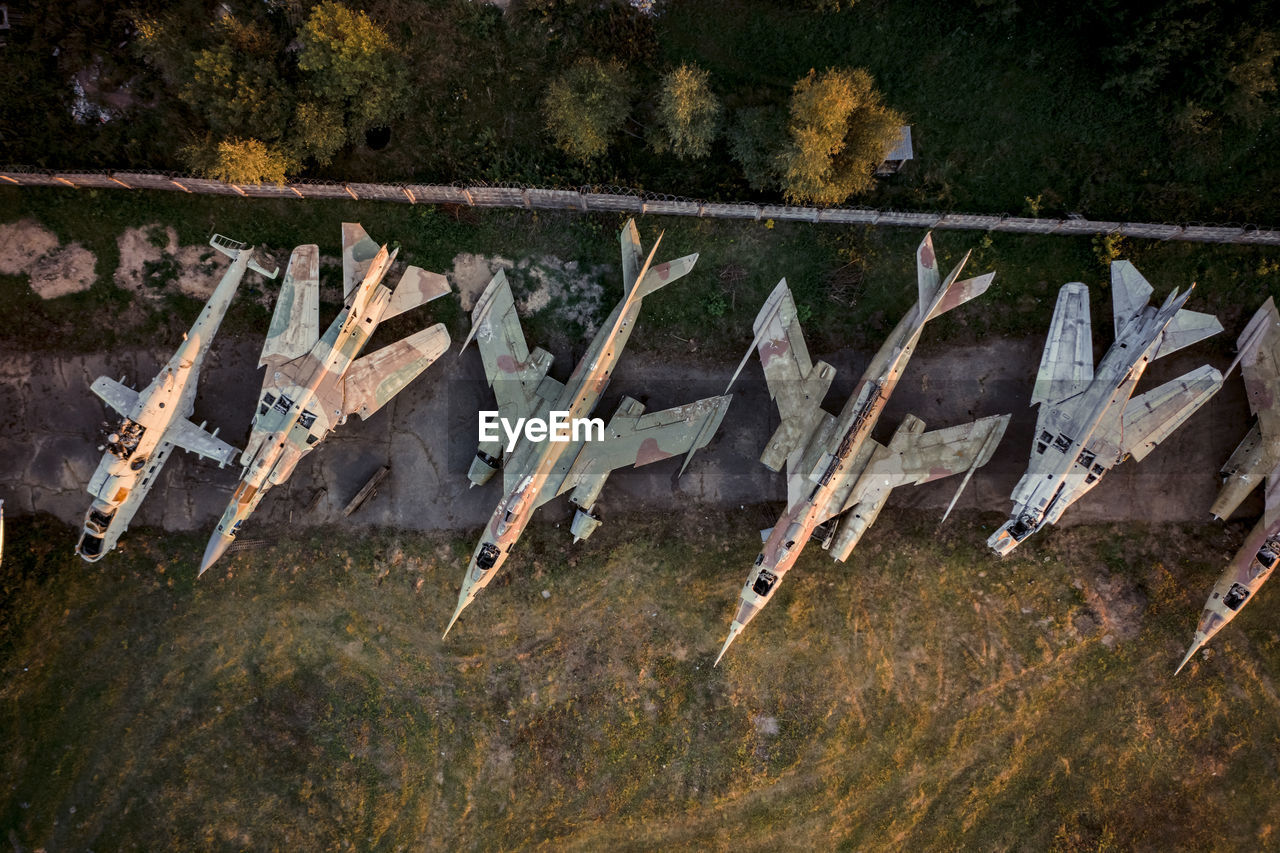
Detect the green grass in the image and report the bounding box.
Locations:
[3,510,1280,850]
[4,187,1280,361]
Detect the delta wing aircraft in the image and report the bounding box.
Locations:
[200,224,451,574]
[714,234,1011,663]
[77,235,276,561]
[443,220,732,637]
[1178,298,1280,673]
[988,262,1224,556]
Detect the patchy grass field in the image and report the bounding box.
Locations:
[4,187,1280,362]
[3,509,1279,850]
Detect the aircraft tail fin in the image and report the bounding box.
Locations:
[916,232,994,322]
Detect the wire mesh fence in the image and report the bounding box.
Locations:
[4,165,1279,247]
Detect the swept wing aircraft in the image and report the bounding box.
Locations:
[988,262,1224,556]
[200,223,451,574]
[1178,298,1280,673]
[77,235,276,561]
[443,220,732,637]
[715,235,1011,663]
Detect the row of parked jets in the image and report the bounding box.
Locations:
[71,220,1280,672]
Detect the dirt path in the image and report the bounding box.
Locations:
[0,331,1250,543]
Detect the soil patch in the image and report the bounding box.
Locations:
[0,219,97,299]
[447,252,607,332]
[115,225,230,300]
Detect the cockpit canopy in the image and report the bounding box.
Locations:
[105,418,145,460]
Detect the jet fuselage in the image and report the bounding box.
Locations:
[992,293,1189,553]
[202,249,397,569]
[458,285,648,607]
[77,249,251,560]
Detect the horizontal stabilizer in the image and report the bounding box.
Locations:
[633,251,699,300]
[208,234,278,279]
[1111,260,1154,336]
[1032,282,1094,406]
[90,376,139,417]
[382,265,451,323]
[341,222,382,300]
[1154,307,1222,360]
[260,245,320,369]
[926,271,994,321]
[342,324,451,420]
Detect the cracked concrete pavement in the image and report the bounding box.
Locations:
[0,328,1252,548]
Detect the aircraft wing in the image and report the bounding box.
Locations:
[166,417,240,466]
[1240,297,1280,442]
[832,414,1009,520]
[341,324,451,420]
[261,245,320,371]
[731,280,836,472]
[342,223,382,300]
[1031,283,1093,406]
[90,376,140,417]
[462,270,562,424]
[545,394,733,507]
[1089,365,1223,464]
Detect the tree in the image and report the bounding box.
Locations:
[543,58,634,162]
[652,63,722,159]
[180,40,291,141]
[297,1,410,146]
[775,68,903,205]
[186,137,294,185]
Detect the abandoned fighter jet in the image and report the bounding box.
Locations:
[988,262,1224,557]
[714,234,1011,664]
[1178,298,1280,674]
[199,223,451,574]
[443,220,732,637]
[76,235,277,561]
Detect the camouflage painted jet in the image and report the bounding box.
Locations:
[714,234,1011,664]
[76,235,276,561]
[988,262,1224,556]
[199,224,451,574]
[1178,298,1280,674]
[443,220,732,637]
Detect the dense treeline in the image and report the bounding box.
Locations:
[1,0,1277,220]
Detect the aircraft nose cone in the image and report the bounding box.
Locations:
[1175,637,1206,675]
[714,621,745,667]
[199,533,233,577]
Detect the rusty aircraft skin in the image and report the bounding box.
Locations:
[1178,298,1280,674]
[714,234,1011,664]
[76,235,277,561]
[199,223,451,574]
[988,262,1224,557]
[443,220,732,638]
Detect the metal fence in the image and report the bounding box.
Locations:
[4,165,1279,246]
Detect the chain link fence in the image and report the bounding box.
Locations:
[4,165,1278,246]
